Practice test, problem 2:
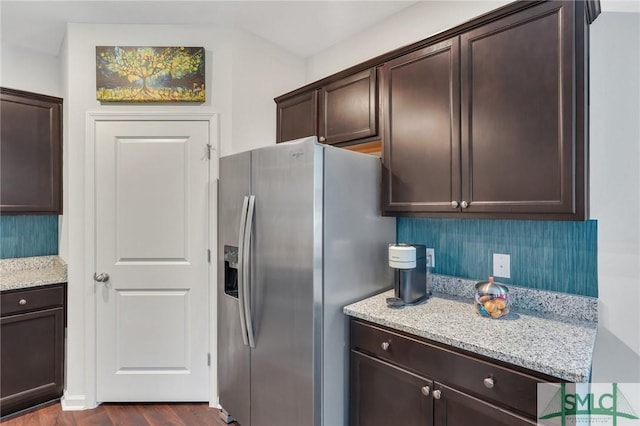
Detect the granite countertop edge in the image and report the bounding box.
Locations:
[0,255,68,291]
[344,290,596,383]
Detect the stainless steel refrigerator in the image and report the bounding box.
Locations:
[217,136,395,426]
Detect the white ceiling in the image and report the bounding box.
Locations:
[1,0,636,59]
[0,1,419,58]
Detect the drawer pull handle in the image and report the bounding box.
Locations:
[381,341,390,351]
[421,386,430,396]
[484,377,494,389]
[19,299,27,305]
[432,389,442,400]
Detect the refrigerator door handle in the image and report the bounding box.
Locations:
[243,195,257,348]
[237,195,250,346]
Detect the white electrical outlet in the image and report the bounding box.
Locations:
[493,253,511,278]
[426,248,435,268]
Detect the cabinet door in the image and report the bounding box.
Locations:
[276,90,318,143]
[0,88,63,214]
[381,39,460,214]
[350,350,433,426]
[433,383,535,426]
[0,307,65,416]
[460,1,581,218]
[319,68,377,145]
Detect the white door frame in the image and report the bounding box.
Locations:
[82,111,219,409]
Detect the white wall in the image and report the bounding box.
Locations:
[309,2,640,381]
[589,11,640,382]
[0,43,62,96]
[230,29,307,155]
[306,0,510,82]
[57,22,304,408]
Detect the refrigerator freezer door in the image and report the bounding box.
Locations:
[218,151,251,426]
[249,138,321,426]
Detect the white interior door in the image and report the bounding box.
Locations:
[95,120,210,401]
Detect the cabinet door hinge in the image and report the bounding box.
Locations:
[207,249,211,263]
[206,144,212,160]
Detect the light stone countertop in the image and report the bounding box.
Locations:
[0,255,67,291]
[344,289,597,383]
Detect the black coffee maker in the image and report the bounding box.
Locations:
[387,244,429,308]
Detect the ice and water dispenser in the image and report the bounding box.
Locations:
[224,245,239,298]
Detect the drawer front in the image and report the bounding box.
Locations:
[351,318,429,369]
[350,320,545,418]
[1,285,65,316]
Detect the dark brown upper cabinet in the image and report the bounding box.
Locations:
[276,90,318,143]
[318,68,377,145]
[1,88,63,215]
[381,39,460,215]
[275,68,378,147]
[382,0,590,220]
[459,1,584,219]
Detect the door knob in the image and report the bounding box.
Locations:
[319,136,327,142]
[94,272,110,282]
[381,341,390,351]
[483,377,494,389]
[421,386,430,396]
[450,201,459,209]
[461,200,469,209]
[432,389,442,400]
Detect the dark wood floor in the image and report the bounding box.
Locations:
[1,401,235,426]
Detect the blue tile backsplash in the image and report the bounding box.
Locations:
[398,218,597,297]
[0,215,59,259]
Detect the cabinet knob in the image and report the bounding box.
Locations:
[450,201,459,209]
[461,200,469,209]
[94,272,110,283]
[432,389,442,400]
[319,136,326,142]
[381,341,390,351]
[19,299,27,305]
[421,386,430,396]
[483,377,494,389]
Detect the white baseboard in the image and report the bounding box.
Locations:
[209,396,220,409]
[60,393,98,411]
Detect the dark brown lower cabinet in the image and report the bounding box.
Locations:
[350,351,433,426]
[433,383,534,426]
[0,284,66,417]
[350,319,551,426]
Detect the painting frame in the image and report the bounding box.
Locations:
[96,46,205,103]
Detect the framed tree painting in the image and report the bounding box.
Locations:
[96,46,205,102]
